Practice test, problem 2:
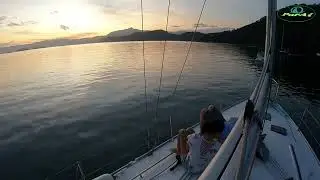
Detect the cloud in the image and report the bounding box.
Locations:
[14,30,41,35]
[25,20,37,25]
[60,25,70,30]
[0,16,7,21]
[193,23,218,28]
[100,2,140,17]
[6,20,38,27]
[7,22,22,27]
[0,16,8,25]
[50,10,59,15]
[102,6,118,14]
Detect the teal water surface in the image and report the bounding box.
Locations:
[0,41,318,179]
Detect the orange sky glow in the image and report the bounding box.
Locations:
[0,0,317,47]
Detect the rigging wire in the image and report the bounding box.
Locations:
[47,1,209,179]
[152,0,207,143]
[141,0,152,150]
[153,0,207,135]
[171,0,207,98]
[141,0,148,114]
[154,0,171,121]
[45,162,78,179]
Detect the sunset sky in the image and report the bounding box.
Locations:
[0,0,317,47]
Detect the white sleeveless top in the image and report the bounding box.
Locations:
[187,133,221,173]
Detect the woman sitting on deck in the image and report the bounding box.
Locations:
[172,105,235,173]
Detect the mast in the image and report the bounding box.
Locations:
[236,0,277,179]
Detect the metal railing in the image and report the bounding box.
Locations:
[270,79,320,164]
[44,97,244,180]
[110,98,248,179]
[45,161,86,180]
[44,138,149,180]
[296,105,320,156]
[289,144,302,180]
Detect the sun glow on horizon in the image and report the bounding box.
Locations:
[0,1,128,45]
[0,0,239,46]
[1,0,315,47]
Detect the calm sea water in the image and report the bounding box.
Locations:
[0,42,319,179]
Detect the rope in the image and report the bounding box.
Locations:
[45,162,78,179]
[171,0,207,97]
[154,0,171,121]
[141,0,148,114]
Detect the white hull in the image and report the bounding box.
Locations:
[94,102,320,180]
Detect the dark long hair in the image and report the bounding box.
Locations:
[200,106,225,134]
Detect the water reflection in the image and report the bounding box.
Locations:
[0,42,259,179]
[0,42,318,179]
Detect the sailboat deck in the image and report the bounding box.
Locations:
[94,102,320,180]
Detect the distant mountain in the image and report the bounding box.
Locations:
[106,27,141,37]
[172,27,233,35]
[106,30,180,41]
[0,36,105,54]
[1,4,319,55]
[202,4,320,54]
[200,17,267,46]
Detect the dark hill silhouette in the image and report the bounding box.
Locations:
[201,17,266,46]
[105,30,207,42]
[106,30,180,41]
[106,27,141,37]
[0,4,319,55]
[202,4,320,55]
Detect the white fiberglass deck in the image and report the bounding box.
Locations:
[94,102,320,180]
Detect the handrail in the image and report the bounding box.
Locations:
[288,98,320,150]
[298,110,320,148]
[271,79,279,102]
[272,91,320,165]
[289,145,302,180]
[270,77,320,151]
[77,161,86,180]
[305,109,320,129]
